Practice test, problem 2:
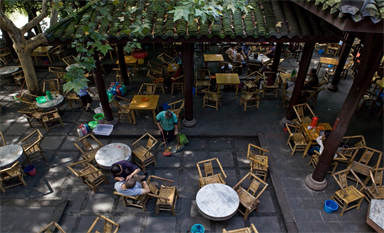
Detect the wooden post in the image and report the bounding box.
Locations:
[182,42,196,127]
[94,54,113,121]
[271,43,282,73]
[306,34,383,190]
[117,43,129,86]
[286,42,315,120]
[328,33,355,91]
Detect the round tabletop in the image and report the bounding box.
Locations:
[95,143,132,169]
[36,94,64,109]
[196,183,240,221]
[0,144,23,168]
[0,66,19,76]
[367,199,384,232]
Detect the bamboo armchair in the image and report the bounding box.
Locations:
[138,83,157,95]
[0,161,26,192]
[331,169,365,216]
[41,108,64,131]
[195,69,211,95]
[48,66,66,80]
[350,146,382,169]
[240,90,261,112]
[42,79,61,95]
[19,129,45,162]
[86,215,119,233]
[74,133,104,162]
[169,99,184,128]
[292,103,316,124]
[233,172,268,220]
[285,123,308,156]
[115,96,135,124]
[171,75,184,95]
[48,45,65,63]
[223,224,259,233]
[262,71,279,98]
[196,157,227,187]
[18,107,45,129]
[0,131,5,146]
[131,132,158,172]
[353,168,384,202]
[16,92,38,107]
[114,191,150,211]
[66,160,107,192]
[147,175,178,215]
[247,144,269,181]
[37,221,66,233]
[145,69,165,93]
[62,55,76,66]
[202,89,221,111]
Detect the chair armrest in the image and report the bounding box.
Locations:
[148,175,174,183]
[147,193,170,201]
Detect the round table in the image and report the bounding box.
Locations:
[95,143,132,169]
[0,66,19,76]
[0,144,23,168]
[36,94,64,109]
[196,183,240,220]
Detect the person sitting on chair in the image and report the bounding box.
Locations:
[156,110,178,143]
[111,160,141,182]
[114,175,150,196]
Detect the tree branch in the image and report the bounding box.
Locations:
[21,0,50,35]
[26,33,48,52]
[0,13,20,36]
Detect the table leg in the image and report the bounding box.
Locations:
[235,85,239,95]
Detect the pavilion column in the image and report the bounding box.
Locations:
[182,42,196,127]
[94,54,113,121]
[305,33,383,191]
[328,33,355,92]
[271,43,282,73]
[286,41,315,120]
[117,43,129,86]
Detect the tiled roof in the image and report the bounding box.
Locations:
[300,0,384,23]
[45,0,341,42]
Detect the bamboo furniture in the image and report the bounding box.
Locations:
[37,222,66,233]
[196,157,227,187]
[0,161,26,192]
[114,191,150,211]
[115,96,135,124]
[18,107,44,129]
[147,175,178,215]
[129,95,160,124]
[171,75,184,95]
[202,89,221,111]
[19,129,45,162]
[285,123,308,156]
[131,132,158,171]
[223,224,259,233]
[67,160,107,192]
[240,90,261,111]
[138,83,157,95]
[62,55,76,66]
[233,172,268,220]
[215,73,240,95]
[74,133,104,162]
[292,103,316,124]
[86,215,119,233]
[262,71,279,98]
[247,144,269,181]
[42,79,61,95]
[41,108,64,131]
[32,46,53,64]
[354,168,384,202]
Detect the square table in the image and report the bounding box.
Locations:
[203,54,224,62]
[32,46,53,64]
[301,122,332,157]
[215,73,240,95]
[129,95,159,124]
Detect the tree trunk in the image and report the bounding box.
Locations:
[15,47,39,93]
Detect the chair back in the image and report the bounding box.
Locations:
[203,161,214,177]
[20,129,43,153]
[38,221,66,233]
[332,169,349,190]
[247,144,269,160]
[48,67,66,79]
[75,134,103,153]
[371,168,384,186]
[196,157,227,179]
[248,179,261,196]
[43,79,61,94]
[62,55,76,66]
[352,146,382,169]
[138,83,156,95]
[293,103,316,123]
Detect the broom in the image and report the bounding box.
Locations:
[161,130,172,156]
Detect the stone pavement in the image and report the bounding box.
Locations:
[0,56,382,233]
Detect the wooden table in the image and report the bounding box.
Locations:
[319,57,339,65]
[196,183,239,221]
[367,199,384,233]
[301,122,332,157]
[129,95,159,124]
[215,73,240,95]
[0,144,23,169]
[32,46,53,63]
[203,54,224,62]
[95,143,131,169]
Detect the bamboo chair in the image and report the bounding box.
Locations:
[262,71,279,98]
[240,90,261,111]
[66,160,107,192]
[196,157,227,187]
[331,169,365,216]
[145,69,165,94]
[19,129,45,162]
[292,103,316,124]
[0,161,26,192]
[41,108,64,132]
[331,135,366,173]
[195,69,211,95]
[18,107,45,129]
[48,66,66,80]
[86,215,119,233]
[37,221,66,233]
[74,133,104,162]
[138,83,156,95]
[233,172,268,220]
[285,123,308,156]
[42,79,61,95]
[0,131,6,146]
[202,89,221,111]
[115,96,135,124]
[48,45,65,63]
[114,191,150,211]
[353,168,384,202]
[169,99,184,128]
[350,146,382,169]
[62,55,76,66]
[171,75,184,95]
[223,224,259,233]
[65,91,81,109]
[247,144,269,181]
[131,132,158,172]
[16,92,38,107]
[147,175,178,215]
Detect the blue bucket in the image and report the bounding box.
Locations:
[191,224,205,233]
[324,200,338,213]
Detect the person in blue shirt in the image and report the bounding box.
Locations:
[156,110,178,143]
[114,176,150,196]
[77,87,92,111]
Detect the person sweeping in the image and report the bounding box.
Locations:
[156,110,178,155]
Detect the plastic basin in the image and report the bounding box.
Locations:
[191,224,205,233]
[93,113,104,121]
[36,96,47,104]
[88,121,98,129]
[324,200,338,213]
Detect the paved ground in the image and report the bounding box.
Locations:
[0,52,382,232]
